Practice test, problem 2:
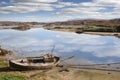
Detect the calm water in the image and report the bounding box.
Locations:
[0,28,120,65]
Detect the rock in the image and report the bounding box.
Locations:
[0,46,13,56]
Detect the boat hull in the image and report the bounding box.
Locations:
[9,56,60,70]
[9,60,53,70]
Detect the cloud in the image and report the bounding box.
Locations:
[94,0,120,5]
[0,0,120,20]
[55,0,120,19]
[0,0,61,14]
[1,28,120,63]
[54,31,120,57]
[58,7,105,14]
[0,1,7,5]
[0,3,56,14]
[11,0,58,3]
[58,2,79,6]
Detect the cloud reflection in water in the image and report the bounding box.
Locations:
[0,28,120,64]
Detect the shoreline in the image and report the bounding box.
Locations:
[83,32,120,37]
[45,27,120,37]
[0,26,120,37]
[1,66,120,80]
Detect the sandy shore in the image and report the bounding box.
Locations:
[1,62,120,80]
[84,32,120,36]
[1,67,119,80]
[24,67,120,80]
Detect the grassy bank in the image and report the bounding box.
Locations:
[46,25,120,33]
[0,73,26,80]
[45,26,120,37]
[0,61,7,68]
[0,61,26,80]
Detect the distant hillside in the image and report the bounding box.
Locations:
[0,18,120,28]
[45,18,120,27]
[0,21,46,26]
[110,18,120,22]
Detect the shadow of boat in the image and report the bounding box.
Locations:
[0,67,37,72]
[0,67,12,72]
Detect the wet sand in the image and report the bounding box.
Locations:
[21,67,120,80]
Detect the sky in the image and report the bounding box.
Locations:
[0,0,120,22]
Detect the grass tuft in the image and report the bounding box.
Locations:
[0,73,26,80]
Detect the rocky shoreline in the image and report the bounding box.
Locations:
[0,46,13,56]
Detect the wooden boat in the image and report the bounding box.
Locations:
[9,54,60,70]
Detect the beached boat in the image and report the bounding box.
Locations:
[9,54,60,70]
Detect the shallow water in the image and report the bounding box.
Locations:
[0,28,120,65]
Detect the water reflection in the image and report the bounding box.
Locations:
[0,28,120,64]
